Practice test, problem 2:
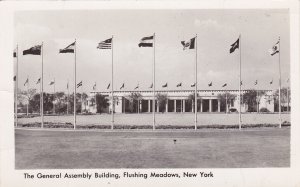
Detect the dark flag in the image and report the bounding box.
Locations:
[24,78,29,86]
[162,83,168,88]
[270,80,273,84]
[49,80,55,85]
[23,45,41,55]
[13,75,16,81]
[269,39,279,56]
[222,83,227,87]
[138,35,153,47]
[36,78,41,84]
[97,38,112,49]
[254,80,258,85]
[67,82,69,89]
[208,82,212,87]
[240,81,243,86]
[191,83,195,87]
[77,81,82,88]
[107,83,110,89]
[149,83,153,88]
[13,48,17,57]
[230,38,239,53]
[181,37,195,50]
[59,42,75,53]
[120,83,125,90]
[176,83,182,87]
[134,84,139,90]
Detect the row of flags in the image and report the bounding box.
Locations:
[17,77,288,89]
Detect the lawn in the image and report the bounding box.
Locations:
[15,127,290,169]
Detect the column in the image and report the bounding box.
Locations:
[148,100,151,112]
[200,100,203,112]
[174,100,177,112]
[156,100,159,112]
[166,99,168,113]
[209,99,212,112]
[218,99,221,112]
[139,100,142,113]
[183,99,185,112]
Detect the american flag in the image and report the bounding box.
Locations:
[97,38,112,49]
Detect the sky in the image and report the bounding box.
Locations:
[14,9,290,93]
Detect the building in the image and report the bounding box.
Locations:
[84,89,275,114]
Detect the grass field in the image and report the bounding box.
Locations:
[17,113,291,126]
[15,127,290,169]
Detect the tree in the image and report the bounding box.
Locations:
[95,94,109,114]
[217,92,236,113]
[156,93,168,113]
[242,90,265,112]
[274,87,290,112]
[187,93,201,112]
[19,88,36,114]
[127,92,143,113]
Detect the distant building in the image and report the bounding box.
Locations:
[84,89,276,113]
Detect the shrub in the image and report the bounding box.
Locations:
[260,108,270,113]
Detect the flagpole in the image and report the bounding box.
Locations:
[287,80,289,113]
[41,42,44,128]
[74,39,77,130]
[111,35,114,130]
[278,37,282,128]
[194,34,198,130]
[239,34,242,131]
[153,33,156,130]
[67,80,69,115]
[26,76,29,116]
[81,84,83,114]
[53,78,55,114]
[15,45,18,127]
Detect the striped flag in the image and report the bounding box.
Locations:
[77,81,82,88]
[181,37,195,50]
[176,83,182,87]
[24,78,29,86]
[222,83,227,87]
[191,83,195,87]
[107,83,110,89]
[13,48,17,57]
[67,82,69,89]
[134,84,139,90]
[269,39,279,56]
[208,82,212,87]
[149,83,153,88]
[13,76,16,81]
[36,78,41,84]
[23,45,41,55]
[240,81,243,86]
[59,42,75,53]
[97,38,112,49]
[254,80,258,85]
[162,83,168,88]
[93,82,96,90]
[138,35,153,47]
[270,79,273,84]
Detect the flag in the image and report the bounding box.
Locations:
[230,38,239,53]
[149,83,153,88]
[49,80,55,85]
[13,75,16,81]
[254,80,258,85]
[208,82,212,87]
[287,78,289,83]
[36,78,41,84]
[191,83,195,87]
[77,81,82,88]
[134,84,139,90]
[93,82,96,90]
[120,83,125,90]
[269,39,279,56]
[162,83,168,88]
[13,48,17,57]
[24,78,29,86]
[138,35,153,47]
[97,38,112,49]
[222,83,227,87]
[240,81,243,86]
[67,82,69,89]
[107,83,110,89]
[181,37,195,50]
[176,83,182,87]
[23,45,41,55]
[59,42,75,53]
